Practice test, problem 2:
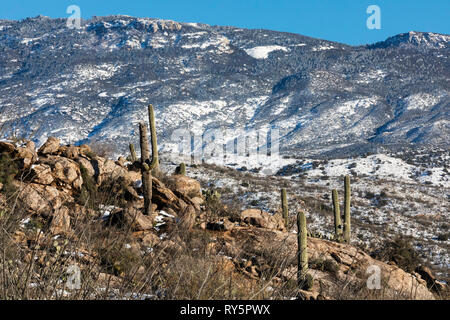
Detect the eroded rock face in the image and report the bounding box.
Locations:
[92,156,140,186]
[17,182,66,215]
[240,209,285,231]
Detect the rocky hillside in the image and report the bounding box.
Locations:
[0,16,448,158]
[0,137,444,300]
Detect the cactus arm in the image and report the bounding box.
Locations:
[129,143,137,162]
[148,104,159,170]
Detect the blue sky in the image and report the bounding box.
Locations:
[1,0,449,45]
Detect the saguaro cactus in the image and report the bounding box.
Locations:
[178,162,186,175]
[148,104,159,171]
[332,189,342,242]
[297,210,308,286]
[281,188,288,227]
[343,175,351,243]
[129,143,137,163]
[139,123,152,216]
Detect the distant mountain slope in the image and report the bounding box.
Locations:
[0,16,448,157]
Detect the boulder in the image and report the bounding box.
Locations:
[38,137,60,155]
[17,183,64,215]
[0,140,37,168]
[110,206,154,231]
[152,177,181,209]
[207,218,235,231]
[93,156,140,185]
[60,146,79,159]
[115,156,126,167]
[76,157,96,178]
[240,209,285,231]
[0,141,16,153]
[78,144,92,156]
[16,141,37,168]
[167,175,202,198]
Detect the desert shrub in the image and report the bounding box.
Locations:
[88,141,115,158]
[299,274,314,290]
[436,233,448,241]
[78,164,98,207]
[365,191,375,199]
[372,236,423,273]
[310,258,339,276]
[98,242,141,277]
[0,152,19,194]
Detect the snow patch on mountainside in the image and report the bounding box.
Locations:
[244,46,289,59]
[336,97,378,116]
[356,69,387,84]
[311,45,334,51]
[404,93,443,111]
[301,153,449,187]
[72,64,121,81]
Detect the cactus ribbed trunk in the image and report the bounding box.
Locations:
[332,189,342,242]
[139,123,152,216]
[179,162,186,175]
[129,143,137,163]
[281,188,288,228]
[297,210,308,286]
[148,104,159,171]
[343,175,351,243]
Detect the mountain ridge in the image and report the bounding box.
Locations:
[0,16,448,159]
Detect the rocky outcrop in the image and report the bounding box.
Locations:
[0,137,438,300]
[240,208,285,231]
[38,137,60,155]
[220,227,435,300]
[167,175,202,198]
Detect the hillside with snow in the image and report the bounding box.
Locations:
[0,15,448,159]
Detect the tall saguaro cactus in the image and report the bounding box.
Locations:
[297,210,308,286]
[148,104,159,171]
[343,175,351,243]
[332,189,342,242]
[139,123,152,216]
[281,188,288,228]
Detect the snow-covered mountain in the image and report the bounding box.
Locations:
[0,15,448,158]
